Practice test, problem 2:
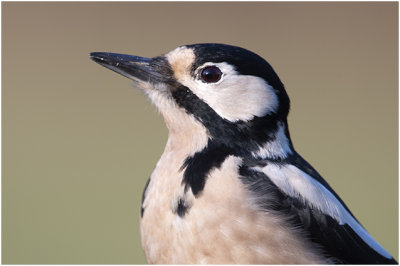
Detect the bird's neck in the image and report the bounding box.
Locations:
[161,99,294,162]
[164,114,210,158]
[251,122,294,160]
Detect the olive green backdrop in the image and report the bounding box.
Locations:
[2,2,398,264]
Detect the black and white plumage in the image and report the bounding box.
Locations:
[90,43,396,264]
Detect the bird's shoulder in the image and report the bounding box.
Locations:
[238,152,396,264]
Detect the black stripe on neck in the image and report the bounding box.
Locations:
[171,85,284,153]
[172,85,292,196]
[181,140,233,196]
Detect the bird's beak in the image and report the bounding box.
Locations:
[89,52,166,83]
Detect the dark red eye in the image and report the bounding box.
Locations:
[200,66,222,83]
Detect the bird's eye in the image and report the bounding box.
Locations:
[200,66,222,83]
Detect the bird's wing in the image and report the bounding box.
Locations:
[239,154,396,264]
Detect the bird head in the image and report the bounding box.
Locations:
[90,43,293,159]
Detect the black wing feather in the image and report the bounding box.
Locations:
[239,156,397,264]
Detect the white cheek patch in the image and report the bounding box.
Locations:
[176,62,279,122]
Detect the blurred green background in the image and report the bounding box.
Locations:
[2,2,398,264]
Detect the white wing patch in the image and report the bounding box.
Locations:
[252,164,392,259]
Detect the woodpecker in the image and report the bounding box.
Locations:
[90,43,396,264]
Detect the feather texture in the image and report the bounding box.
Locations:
[239,153,396,264]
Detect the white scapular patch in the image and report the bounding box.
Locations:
[252,164,393,259]
[252,123,293,159]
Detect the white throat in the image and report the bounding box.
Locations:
[144,86,210,156]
